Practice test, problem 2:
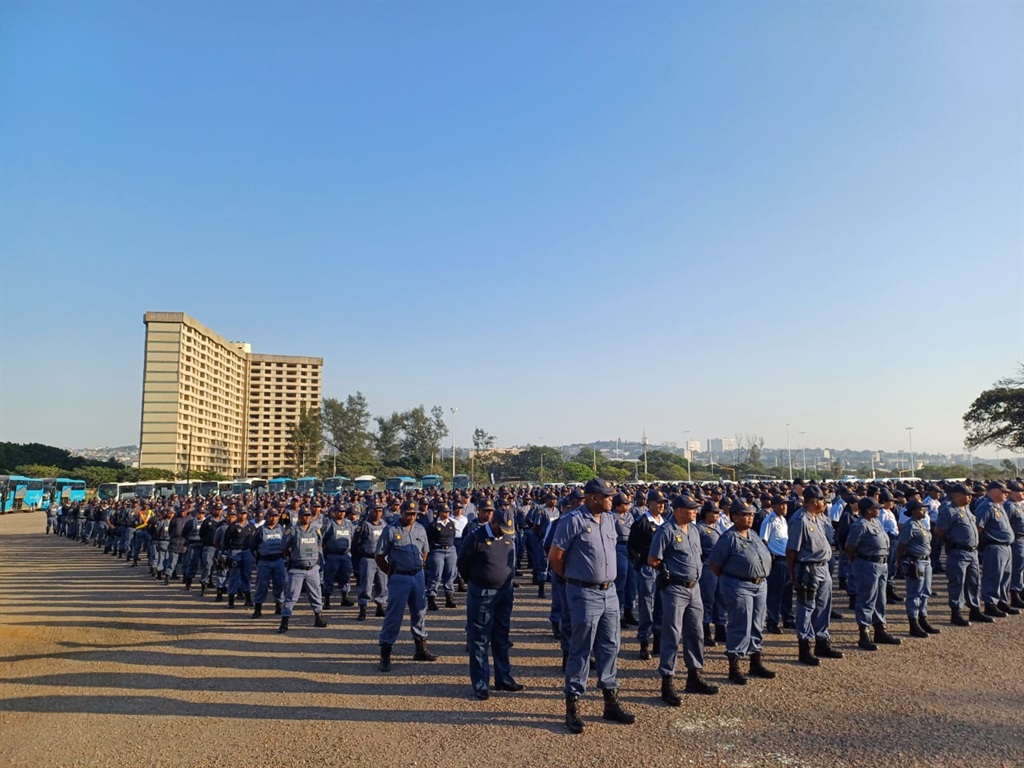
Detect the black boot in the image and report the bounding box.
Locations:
[838,577,847,591]
[886,583,902,604]
[565,694,584,734]
[970,606,994,623]
[551,620,560,639]
[652,632,661,655]
[375,603,386,617]
[919,613,940,634]
[277,617,289,634]
[227,593,235,609]
[445,593,457,609]
[908,615,928,638]
[215,588,224,602]
[323,595,332,610]
[244,593,253,607]
[728,655,747,685]
[200,583,207,597]
[314,612,328,628]
[624,609,638,627]
[765,620,782,635]
[379,642,392,672]
[600,688,635,724]
[874,622,901,645]
[341,594,355,607]
[748,652,776,679]
[427,595,439,611]
[163,574,170,586]
[685,667,719,695]
[638,640,650,661]
[456,577,467,593]
[183,579,192,591]
[538,584,546,599]
[848,594,857,610]
[561,649,569,672]
[984,602,1006,618]
[413,637,437,661]
[660,674,681,706]
[357,605,367,621]
[997,600,1020,616]
[704,623,716,648]
[714,624,726,644]
[251,603,262,619]
[274,601,282,615]
[798,639,820,666]
[814,637,844,659]
[951,608,971,626]
[858,625,877,651]
[1011,590,1024,609]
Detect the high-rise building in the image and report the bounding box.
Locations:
[707,437,737,454]
[138,312,322,479]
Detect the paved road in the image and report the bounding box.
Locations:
[1,511,1021,768]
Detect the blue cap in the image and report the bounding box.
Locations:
[646,489,668,503]
[857,497,880,513]
[584,478,616,496]
[672,494,700,510]
[802,485,824,501]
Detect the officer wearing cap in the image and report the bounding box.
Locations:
[375,499,436,672]
[426,504,459,611]
[787,485,843,665]
[975,481,1019,617]
[878,490,903,605]
[627,487,667,660]
[549,477,634,735]
[935,483,989,626]
[544,490,585,661]
[278,506,328,633]
[611,492,638,629]
[457,497,523,700]
[896,498,940,638]
[760,494,793,634]
[1005,481,1024,609]
[846,497,901,651]
[709,498,775,685]
[221,508,254,609]
[321,505,356,611]
[250,508,286,618]
[649,493,718,704]
[354,501,389,621]
[696,501,726,646]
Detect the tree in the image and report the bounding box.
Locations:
[964,366,1024,452]
[472,428,496,452]
[288,404,323,476]
[745,435,765,468]
[563,462,596,482]
[375,412,405,466]
[14,464,64,478]
[322,393,375,473]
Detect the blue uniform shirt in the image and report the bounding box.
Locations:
[974,498,1014,545]
[846,518,889,557]
[552,508,617,584]
[897,518,931,559]
[254,524,285,557]
[696,521,720,560]
[707,528,771,580]
[322,518,354,553]
[649,520,702,581]
[937,503,979,547]
[376,522,429,572]
[1005,499,1024,537]
[285,526,320,568]
[786,510,832,563]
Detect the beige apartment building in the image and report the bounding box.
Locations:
[138,312,322,478]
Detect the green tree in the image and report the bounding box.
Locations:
[563,461,597,482]
[375,412,405,466]
[13,464,64,478]
[72,466,119,487]
[472,428,496,452]
[964,366,1024,452]
[288,404,324,476]
[322,393,376,474]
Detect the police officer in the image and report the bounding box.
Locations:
[197,505,222,596]
[935,483,989,626]
[549,477,634,735]
[975,481,1019,617]
[426,503,458,610]
[696,501,725,646]
[708,498,775,685]
[355,501,388,621]
[845,497,901,651]
[649,494,718,705]
[896,498,940,638]
[1006,481,1024,609]
[457,500,523,700]
[760,494,793,634]
[530,493,560,597]
[321,505,356,610]
[627,488,667,660]
[181,507,204,591]
[375,500,436,671]
[223,508,254,609]
[787,485,844,666]
[278,507,327,633]
[611,493,637,629]
[250,508,286,618]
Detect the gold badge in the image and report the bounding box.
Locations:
[485,540,492,546]
[995,512,1002,519]
[809,525,814,532]
[586,526,592,533]
[676,535,682,543]
[396,534,402,540]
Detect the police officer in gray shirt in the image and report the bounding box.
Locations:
[648,493,718,705]
[549,477,634,735]
[896,498,940,638]
[845,497,901,651]
[974,481,1019,617]
[935,483,989,626]
[278,508,328,633]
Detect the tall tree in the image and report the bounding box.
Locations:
[963,366,1024,452]
[322,392,375,473]
[288,404,324,476]
[472,428,496,452]
[375,412,405,466]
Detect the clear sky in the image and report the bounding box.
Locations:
[2,1,1022,456]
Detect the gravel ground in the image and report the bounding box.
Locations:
[1,511,1022,768]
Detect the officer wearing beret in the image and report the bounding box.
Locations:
[935,483,989,626]
[457,500,523,700]
[709,499,775,685]
[648,494,718,704]
[1006,481,1024,609]
[845,497,901,651]
[974,481,1019,617]
[627,488,667,660]
[787,485,844,665]
[896,498,940,638]
[696,501,726,646]
[278,507,328,633]
[549,477,634,735]
[375,500,436,671]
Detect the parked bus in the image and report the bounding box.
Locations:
[134,482,156,499]
[296,476,320,495]
[97,482,119,501]
[173,481,200,498]
[268,477,297,494]
[1,475,43,512]
[353,475,377,492]
[323,476,352,495]
[385,476,418,493]
[154,481,175,498]
[420,474,444,490]
[452,474,471,491]
[117,482,137,501]
[218,481,234,496]
[197,481,220,498]
[41,478,87,508]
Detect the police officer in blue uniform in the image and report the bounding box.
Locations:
[354,501,388,621]
[321,505,356,610]
[708,498,775,685]
[649,494,718,705]
[627,488,667,660]
[974,481,1019,617]
[696,501,725,646]
[787,485,844,665]
[896,498,940,638]
[1006,481,1024,609]
[935,483,990,626]
[611,493,638,629]
[250,508,286,618]
[278,507,328,633]
[426,504,458,611]
[457,503,524,700]
[376,500,436,672]
[845,497,901,651]
[549,477,634,735]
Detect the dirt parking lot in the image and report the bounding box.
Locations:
[1,511,1021,768]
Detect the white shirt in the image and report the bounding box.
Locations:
[760,511,789,557]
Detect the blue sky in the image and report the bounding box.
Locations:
[2,1,1021,455]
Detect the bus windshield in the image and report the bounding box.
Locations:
[97,483,119,500]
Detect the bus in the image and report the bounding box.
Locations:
[296,476,320,495]
[154,481,175,498]
[323,476,352,495]
[452,474,471,491]
[420,475,444,490]
[117,482,137,501]
[134,482,156,499]
[268,477,297,494]
[218,481,234,496]
[97,482,119,501]
[1,475,44,512]
[353,475,377,492]
[41,478,87,509]
[385,476,418,493]
[173,481,201,498]
[231,477,266,495]
[198,481,220,498]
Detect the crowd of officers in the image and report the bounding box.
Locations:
[45,474,1024,735]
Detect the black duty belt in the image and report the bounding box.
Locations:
[393,568,422,576]
[665,574,697,588]
[727,574,765,584]
[289,563,315,570]
[260,554,283,561]
[797,560,826,566]
[566,578,612,591]
[772,555,787,561]
[431,545,453,550]
[856,555,888,563]
[948,544,976,552]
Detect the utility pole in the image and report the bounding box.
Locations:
[643,430,648,479]
[450,408,457,478]
[592,447,597,473]
[906,426,915,478]
[186,428,193,484]
[786,423,793,482]
[800,431,807,476]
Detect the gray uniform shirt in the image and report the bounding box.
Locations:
[650,520,703,581]
[551,508,617,584]
[707,528,771,580]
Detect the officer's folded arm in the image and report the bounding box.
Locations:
[548,546,566,578]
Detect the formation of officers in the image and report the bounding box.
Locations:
[46,474,1024,735]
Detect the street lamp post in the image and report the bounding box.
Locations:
[684,429,691,482]
[450,408,457,479]
[800,431,807,476]
[786,423,793,482]
[906,426,915,478]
